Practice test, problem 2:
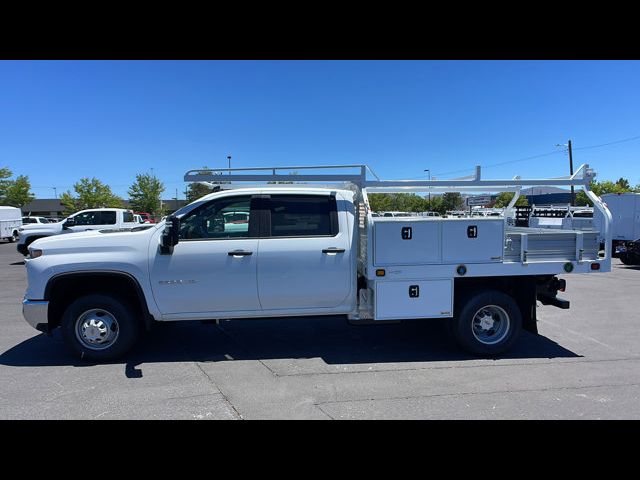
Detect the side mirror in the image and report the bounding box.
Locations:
[62,217,76,229]
[160,215,180,254]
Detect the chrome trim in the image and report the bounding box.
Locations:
[22,299,49,330]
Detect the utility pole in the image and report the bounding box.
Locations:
[567,140,575,206]
[424,169,431,206]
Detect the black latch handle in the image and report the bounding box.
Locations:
[228,250,253,256]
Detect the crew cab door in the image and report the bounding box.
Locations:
[149,195,261,316]
[256,193,352,311]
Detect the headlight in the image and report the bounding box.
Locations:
[29,249,43,259]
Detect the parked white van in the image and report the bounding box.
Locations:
[0,206,22,242]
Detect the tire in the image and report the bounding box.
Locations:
[24,236,40,249]
[450,290,522,356]
[60,294,141,362]
[619,253,640,266]
[8,231,18,243]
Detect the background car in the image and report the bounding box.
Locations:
[22,216,50,224]
[134,212,155,223]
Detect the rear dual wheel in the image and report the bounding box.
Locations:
[450,290,522,356]
[619,253,640,266]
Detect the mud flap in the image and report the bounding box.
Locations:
[515,276,538,334]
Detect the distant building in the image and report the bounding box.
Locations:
[21,199,64,218]
[526,192,573,205]
[21,198,189,218]
[522,186,572,205]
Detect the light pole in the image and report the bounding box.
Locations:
[227,155,231,175]
[556,140,576,206]
[424,169,431,206]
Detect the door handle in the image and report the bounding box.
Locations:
[228,250,253,256]
[322,248,345,254]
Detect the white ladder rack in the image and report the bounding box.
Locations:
[184,163,597,193]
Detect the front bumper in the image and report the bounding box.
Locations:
[17,243,28,255]
[22,299,49,332]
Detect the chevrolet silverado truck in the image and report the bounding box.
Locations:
[17,208,140,256]
[21,164,612,361]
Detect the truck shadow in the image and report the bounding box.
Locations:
[0,316,581,376]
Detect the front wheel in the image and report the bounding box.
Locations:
[8,231,18,243]
[450,290,522,356]
[60,294,141,361]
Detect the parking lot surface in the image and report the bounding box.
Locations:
[1,240,639,419]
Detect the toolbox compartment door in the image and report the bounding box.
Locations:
[375,279,453,320]
[441,218,504,263]
[373,220,441,265]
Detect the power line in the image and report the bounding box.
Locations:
[432,132,640,179]
[572,134,640,151]
[430,150,563,179]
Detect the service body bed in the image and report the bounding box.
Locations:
[363,215,605,321]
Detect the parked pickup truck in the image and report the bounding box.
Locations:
[17,208,141,256]
[21,164,612,362]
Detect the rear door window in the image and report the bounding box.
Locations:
[72,211,117,225]
[267,195,338,237]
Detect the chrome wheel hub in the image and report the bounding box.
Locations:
[75,309,119,350]
[477,313,495,331]
[471,305,510,345]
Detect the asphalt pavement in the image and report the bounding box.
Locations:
[1,240,639,419]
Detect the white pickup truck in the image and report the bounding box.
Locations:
[17,208,141,256]
[21,164,612,361]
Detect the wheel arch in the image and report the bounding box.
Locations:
[44,271,154,332]
[454,275,539,334]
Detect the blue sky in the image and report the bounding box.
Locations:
[1,60,639,199]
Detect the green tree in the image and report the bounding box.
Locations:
[441,192,464,212]
[575,178,633,206]
[186,183,215,203]
[426,196,444,214]
[368,193,428,213]
[616,177,630,190]
[494,192,529,208]
[367,193,391,212]
[128,173,165,216]
[185,166,232,203]
[4,175,35,207]
[0,166,12,202]
[60,177,123,215]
